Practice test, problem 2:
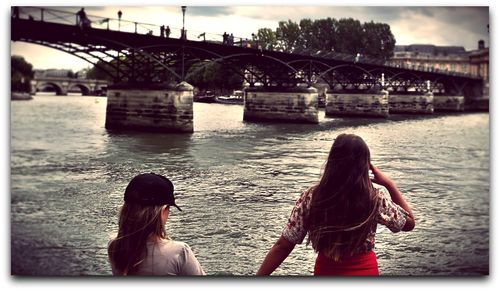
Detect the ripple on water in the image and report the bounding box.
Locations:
[10,98,489,276]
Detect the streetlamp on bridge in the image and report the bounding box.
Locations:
[117,10,122,31]
[181,6,186,40]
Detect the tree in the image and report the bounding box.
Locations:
[186,61,243,95]
[257,28,278,51]
[276,20,301,52]
[335,18,364,56]
[310,17,337,52]
[361,21,395,60]
[255,17,396,60]
[11,55,34,93]
[86,60,115,81]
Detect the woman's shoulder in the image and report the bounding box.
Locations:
[372,184,389,198]
[156,239,190,249]
[303,185,317,198]
[295,185,316,205]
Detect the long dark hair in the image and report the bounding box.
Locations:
[306,133,379,261]
[108,203,167,275]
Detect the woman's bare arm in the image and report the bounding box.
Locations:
[370,163,415,231]
[256,235,296,275]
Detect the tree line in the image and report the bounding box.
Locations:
[255,17,396,61]
[11,55,34,93]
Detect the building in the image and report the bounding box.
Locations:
[34,68,74,78]
[387,40,489,98]
[388,40,489,80]
[387,44,470,74]
[468,40,489,81]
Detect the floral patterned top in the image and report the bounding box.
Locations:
[282,185,410,254]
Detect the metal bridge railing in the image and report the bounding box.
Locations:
[12,6,253,47]
[11,6,478,79]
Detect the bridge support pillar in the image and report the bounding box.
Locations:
[433,95,465,112]
[243,86,318,123]
[325,90,389,118]
[105,82,193,133]
[389,92,434,114]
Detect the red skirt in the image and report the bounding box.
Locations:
[314,251,379,276]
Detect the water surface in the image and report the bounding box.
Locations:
[11,95,489,276]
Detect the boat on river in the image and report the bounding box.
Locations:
[11,92,33,101]
[194,90,216,103]
[215,90,244,105]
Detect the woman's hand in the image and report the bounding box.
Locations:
[370,163,415,231]
[370,163,394,188]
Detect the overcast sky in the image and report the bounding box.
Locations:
[9,2,491,72]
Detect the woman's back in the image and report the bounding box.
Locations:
[283,184,410,258]
[118,239,205,276]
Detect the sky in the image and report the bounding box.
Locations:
[9,2,492,73]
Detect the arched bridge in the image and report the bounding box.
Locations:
[11,7,486,132]
[32,76,108,96]
[11,7,483,94]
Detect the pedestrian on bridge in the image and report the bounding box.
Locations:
[108,173,206,276]
[160,25,165,37]
[257,133,415,276]
[77,8,91,29]
[165,26,171,38]
[222,32,228,45]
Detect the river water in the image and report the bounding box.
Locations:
[10,94,489,276]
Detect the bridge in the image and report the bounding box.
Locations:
[12,7,486,133]
[32,76,108,96]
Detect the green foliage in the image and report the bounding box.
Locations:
[360,21,396,60]
[255,17,396,60]
[257,28,278,50]
[86,60,115,81]
[186,61,243,94]
[276,20,301,52]
[335,18,364,55]
[11,55,33,93]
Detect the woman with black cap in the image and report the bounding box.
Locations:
[108,173,205,276]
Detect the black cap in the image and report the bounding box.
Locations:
[124,173,182,211]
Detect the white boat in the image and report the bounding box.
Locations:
[216,90,244,104]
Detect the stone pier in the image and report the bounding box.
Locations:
[433,95,465,112]
[325,90,389,118]
[243,86,318,123]
[389,92,434,114]
[105,82,193,133]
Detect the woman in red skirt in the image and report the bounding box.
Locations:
[256,133,415,276]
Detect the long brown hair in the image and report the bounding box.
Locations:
[108,203,167,275]
[306,133,379,261]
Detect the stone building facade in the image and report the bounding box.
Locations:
[387,40,489,81]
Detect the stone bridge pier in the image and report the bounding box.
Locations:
[325,90,390,118]
[105,82,193,133]
[388,92,434,114]
[243,86,319,123]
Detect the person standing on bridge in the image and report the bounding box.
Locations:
[160,25,165,37]
[77,8,91,29]
[256,133,415,276]
[165,26,171,38]
[108,173,205,276]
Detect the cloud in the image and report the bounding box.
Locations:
[389,7,489,50]
[186,6,234,17]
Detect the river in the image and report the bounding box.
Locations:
[10,94,489,276]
